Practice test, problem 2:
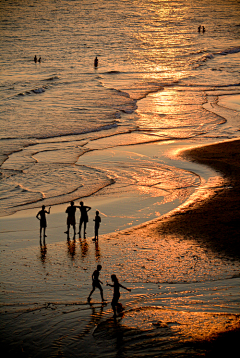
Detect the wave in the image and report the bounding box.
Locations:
[17,87,46,96]
[196,46,240,66]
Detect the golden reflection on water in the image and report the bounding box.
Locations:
[121,307,240,342]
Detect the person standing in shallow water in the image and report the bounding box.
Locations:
[107,274,131,317]
[78,201,91,238]
[65,201,77,238]
[93,210,101,241]
[94,56,98,67]
[36,205,51,240]
[88,265,105,302]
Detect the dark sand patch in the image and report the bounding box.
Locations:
[155,139,240,261]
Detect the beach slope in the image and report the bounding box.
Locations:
[156,139,240,261]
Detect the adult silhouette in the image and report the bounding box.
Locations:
[36,205,51,241]
[78,201,91,238]
[65,201,77,238]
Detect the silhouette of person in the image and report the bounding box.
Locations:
[38,57,41,63]
[94,56,98,67]
[93,210,101,241]
[88,265,106,302]
[34,55,37,63]
[107,274,131,317]
[202,26,205,33]
[36,205,51,240]
[78,201,91,238]
[198,25,201,33]
[65,201,77,238]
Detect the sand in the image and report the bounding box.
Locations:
[155,139,240,261]
[1,139,240,357]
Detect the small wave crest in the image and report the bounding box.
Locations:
[196,46,240,66]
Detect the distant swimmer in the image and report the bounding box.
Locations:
[34,55,37,63]
[94,56,98,67]
[65,201,77,238]
[36,205,51,240]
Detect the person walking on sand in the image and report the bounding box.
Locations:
[36,205,51,239]
[107,274,131,317]
[93,210,101,241]
[88,265,105,303]
[78,201,91,238]
[65,201,77,238]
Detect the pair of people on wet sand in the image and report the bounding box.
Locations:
[65,201,101,239]
[88,265,131,317]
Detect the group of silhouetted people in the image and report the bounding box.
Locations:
[36,200,101,242]
[36,203,131,317]
[65,201,101,240]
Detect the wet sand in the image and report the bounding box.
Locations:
[155,139,240,261]
[1,139,240,357]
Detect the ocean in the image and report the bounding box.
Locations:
[1,0,240,357]
[1,0,240,219]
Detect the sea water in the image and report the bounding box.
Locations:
[1,0,240,356]
[0,0,240,218]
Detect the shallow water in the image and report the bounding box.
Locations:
[1,225,240,357]
[0,0,240,217]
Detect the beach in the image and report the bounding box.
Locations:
[1,139,240,358]
[156,139,240,261]
[1,0,240,356]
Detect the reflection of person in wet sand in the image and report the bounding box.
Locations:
[79,237,89,258]
[36,205,51,240]
[78,201,91,238]
[107,274,131,317]
[65,201,77,238]
[88,265,106,303]
[93,210,101,241]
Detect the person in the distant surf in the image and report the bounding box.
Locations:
[38,57,41,63]
[198,25,201,33]
[65,201,77,238]
[94,56,98,67]
[202,26,205,33]
[34,55,37,63]
[36,205,51,240]
[88,264,106,303]
[107,274,131,317]
[93,210,101,241]
[78,201,91,238]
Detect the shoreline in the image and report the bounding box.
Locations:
[154,138,240,261]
